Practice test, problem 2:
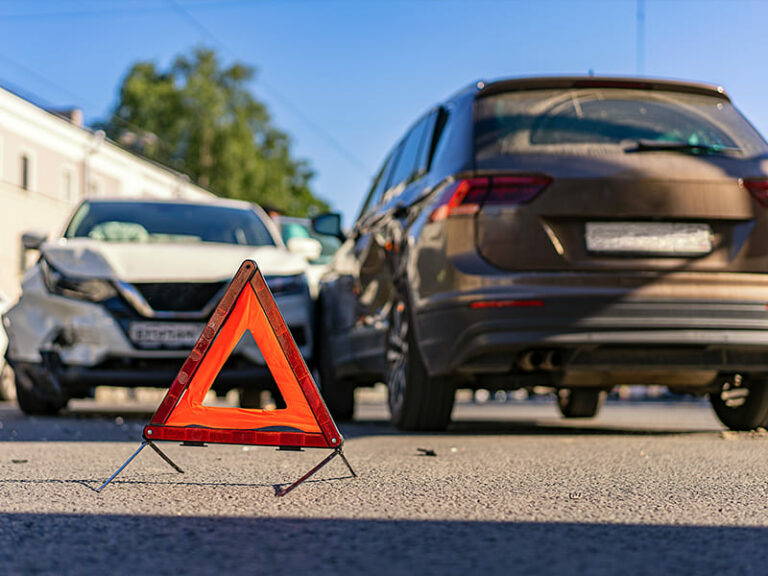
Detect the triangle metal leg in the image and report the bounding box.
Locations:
[97,440,184,493]
[275,448,355,497]
[146,440,184,473]
[96,441,148,493]
[338,449,357,478]
[98,441,353,496]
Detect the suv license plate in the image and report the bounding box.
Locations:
[128,322,206,348]
[585,222,713,255]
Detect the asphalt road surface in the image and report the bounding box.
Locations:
[1,389,768,575]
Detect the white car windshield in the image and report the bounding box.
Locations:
[64,201,276,246]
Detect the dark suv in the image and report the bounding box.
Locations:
[314,76,768,431]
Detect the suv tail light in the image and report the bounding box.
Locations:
[742,178,768,208]
[429,175,552,221]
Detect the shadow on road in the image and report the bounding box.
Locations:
[0,471,356,493]
[0,400,722,442]
[443,418,715,437]
[0,513,764,575]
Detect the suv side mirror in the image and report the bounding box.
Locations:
[22,231,47,251]
[311,213,344,240]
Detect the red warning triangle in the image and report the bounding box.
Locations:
[143,259,342,450]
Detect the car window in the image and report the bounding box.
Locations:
[357,148,400,220]
[475,88,768,159]
[414,109,441,176]
[65,201,276,246]
[281,221,312,241]
[388,117,430,190]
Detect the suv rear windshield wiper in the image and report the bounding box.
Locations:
[625,139,742,155]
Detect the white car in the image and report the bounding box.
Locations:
[0,289,14,401]
[4,197,314,415]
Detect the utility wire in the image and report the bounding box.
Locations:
[166,0,373,176]
[0,1,253,21]
[0,53,181,161]
[0,0,373,177]
[0,0,349,21]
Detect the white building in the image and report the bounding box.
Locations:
[0,85,213,301]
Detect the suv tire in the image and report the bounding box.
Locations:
[710,373,768,431]
[13,363,68,416]
[386,298,455,431]
[315,314,354,421]
[557,389,605,419]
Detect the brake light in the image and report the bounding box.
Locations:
[485,176,553,206]
[742,178,768,208]
[429,175,552,221]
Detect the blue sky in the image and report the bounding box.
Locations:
[1,0,767,224]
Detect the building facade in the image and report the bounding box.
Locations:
[0,86,212,301]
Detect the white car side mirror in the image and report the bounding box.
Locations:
[286,237,323,261]
[22,231,47,251]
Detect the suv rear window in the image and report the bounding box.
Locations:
[475,88,768,159]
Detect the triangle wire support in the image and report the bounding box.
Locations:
[96,440,184,493]
[338,449,357,478]
[275,448,356,497]
[146,440,185,474]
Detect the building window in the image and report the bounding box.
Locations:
[61,168,76,202]
[89,177,100,197]
[20,154,30,190]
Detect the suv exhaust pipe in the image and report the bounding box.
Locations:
[518,350,562,372]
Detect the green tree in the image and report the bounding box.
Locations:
[100,48,328,215]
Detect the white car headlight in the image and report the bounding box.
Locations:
[40,259,117,302]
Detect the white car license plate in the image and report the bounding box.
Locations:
[585,222,713,255]
[129,322,206,348]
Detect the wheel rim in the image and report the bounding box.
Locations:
[719,374,750,409]
[386,301,408,414]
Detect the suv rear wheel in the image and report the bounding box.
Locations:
[710,373,768,431]
[557,389,605,419]
[13,363,68,416]
[386,298,455,431]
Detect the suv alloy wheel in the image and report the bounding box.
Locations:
[709,373,768,431]
[386,296,455,431]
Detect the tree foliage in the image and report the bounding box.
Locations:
[100,48,328,215]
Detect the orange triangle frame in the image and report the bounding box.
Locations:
[144,260,342,450]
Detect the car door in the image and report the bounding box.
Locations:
[321,110,443,384]
[347,111,443,376]
[376,109,443,291]
[319,148,400,381]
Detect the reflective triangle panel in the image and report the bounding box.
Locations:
[144,260,342,449]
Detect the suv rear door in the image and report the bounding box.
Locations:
[472,86,768,275]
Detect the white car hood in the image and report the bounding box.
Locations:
[41,239,308,282]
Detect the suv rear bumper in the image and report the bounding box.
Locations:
[415,296,768,378]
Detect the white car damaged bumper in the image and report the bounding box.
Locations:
[4,267,314,392]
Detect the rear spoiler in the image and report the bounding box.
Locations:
[475,76,730,102]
